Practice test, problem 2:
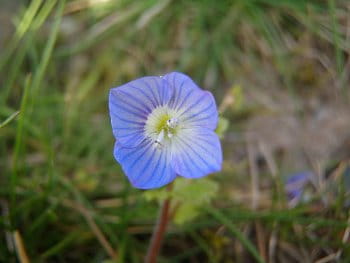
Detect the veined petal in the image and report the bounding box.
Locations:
[163,72,200,109]
[171,128,222,178]
[109,76,173,147]
[178,90,218,130]
[164,72,218,130]
[114,140,177,189]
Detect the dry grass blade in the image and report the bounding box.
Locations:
[255,222,267,262]
[62,200,118,259]
[315,253,339,263]
[13,230,30,263]
[136,0,172,30]
[269,228,278,263]
[247,138,260,210]
[64,0,112,14]
[334,214,350,260]
[88,5,143,40]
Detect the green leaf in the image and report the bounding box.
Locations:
[143,178,219,225]
[172,178,219,224]
[143,188,170,203]
[215,116,229,138]
[231,84,244,110]
[173,203,200,225]
[172,177,219,204]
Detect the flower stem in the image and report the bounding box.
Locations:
[144,188,172,263]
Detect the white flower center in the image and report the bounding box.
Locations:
[144,106,181,148]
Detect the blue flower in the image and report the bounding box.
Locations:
[109,72,222,189]
[285,171,314,207]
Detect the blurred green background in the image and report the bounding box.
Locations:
[1,0,350,262]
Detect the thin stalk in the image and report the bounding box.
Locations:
[144,188,172,263]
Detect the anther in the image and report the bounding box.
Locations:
[167,118,178,129]
[154,129,165,148]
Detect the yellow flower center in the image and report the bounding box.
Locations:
[144,106,180,147]
[155,113,171,134]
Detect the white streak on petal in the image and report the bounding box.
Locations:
[114,140,177,189]
[163,72,218,130]
[109,76,174,148]
[171,128,222,178]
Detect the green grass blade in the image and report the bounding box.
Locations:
[0,0,43,72]
[32,0,58,30]
[1,0,61,105]
[206,207,266,263]
[40,231,79,259]
[1,36,31,105]
[0,111,20,129]
[328,0,345,89]
[11,75,32,225]
[30,0,66,102]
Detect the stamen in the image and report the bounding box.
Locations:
[155,129,165,148]
[145,106,180,148]
[167,118,178,129]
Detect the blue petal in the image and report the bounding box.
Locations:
[163,72,199,109]
[179,91,218,130]
[285,171,313,192]
[109,76,173,147]
[114,140,177,189]
[164,72,218,130]
[171,128,222,178]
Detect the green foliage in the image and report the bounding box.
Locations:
[173,178,218,206]
[144,177,219,224]
[143,187,170,203]
[173,203,200,225]
[231,84,244,111]
[215,116,229,138]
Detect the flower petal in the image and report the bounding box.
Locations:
[179,90,218,130]
[163,72,199,108]
[109,76,173,147]
[114,140,177,189]
[164,72,218,130]
[171,128,222,178]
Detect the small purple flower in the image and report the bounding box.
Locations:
[109,72,222,189]
[285,171,314,207]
